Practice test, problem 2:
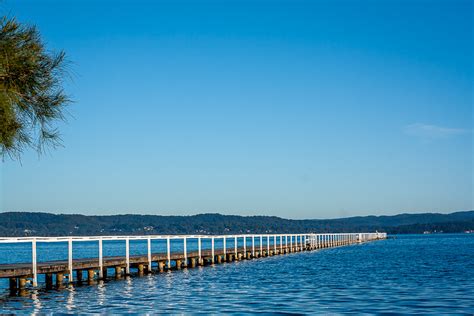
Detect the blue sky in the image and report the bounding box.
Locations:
[1,0,472,219]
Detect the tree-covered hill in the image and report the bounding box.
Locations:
[0,211,473,237]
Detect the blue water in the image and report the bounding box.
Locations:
[0,234,473,314]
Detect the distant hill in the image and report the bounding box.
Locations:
[0,211,473,237]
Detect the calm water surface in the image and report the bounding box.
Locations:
[0,234,473,314]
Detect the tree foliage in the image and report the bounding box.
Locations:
[0,17,69,159]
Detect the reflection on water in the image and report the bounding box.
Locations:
[65,287,75,312]
[0,234,473,313]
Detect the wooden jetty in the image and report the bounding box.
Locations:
[0,232,386,292]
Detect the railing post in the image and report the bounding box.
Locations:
[32,238,37,287]
[252,235,255,257]
[274,235,277,254]
[183,237,187,267]
[280,235,283,253]
[125,237,130,275]
[267,235,270,255]
[243,236,246,255]
[260,235,263,255]
[147,237,152,272]
[211,237,215,264]
[223,236,226,257]
[198,237,202,263]
[68,238,73,282]
[99,238,104,278]
[167,237,171,268]
[234,236,238,256]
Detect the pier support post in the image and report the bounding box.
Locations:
[176,260,182,270]
[18,277,27,289]
[138,264,145,276]
[87,269,95,283]
[158,261,165,272]
[56,273,64,288]
[76,270,83,283]
[9,278,17,292]
[190,258,197,268]
[45,274,53,289]
[115,266,122,279]
[102,267,108,280]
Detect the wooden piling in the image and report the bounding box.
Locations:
[9,278,17,292]
[56,273,64,288]
[18,277,27,289]
[87,269,95,283]
[115,266,122,279]
[45,273,53,289]
[138,264,144,276]
[76,270,83,283]
[102,267,108,279]
[158,261,165,272]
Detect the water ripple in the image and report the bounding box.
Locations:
[0,234,473,314]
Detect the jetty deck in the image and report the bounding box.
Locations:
[0,232,386,292]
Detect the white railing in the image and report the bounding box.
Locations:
[0,232,386,287]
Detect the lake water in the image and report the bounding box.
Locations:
[0,234,473,314]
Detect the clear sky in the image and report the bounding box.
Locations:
[1,0,472,219]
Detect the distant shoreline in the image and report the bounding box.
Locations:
[1,210,473,237]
